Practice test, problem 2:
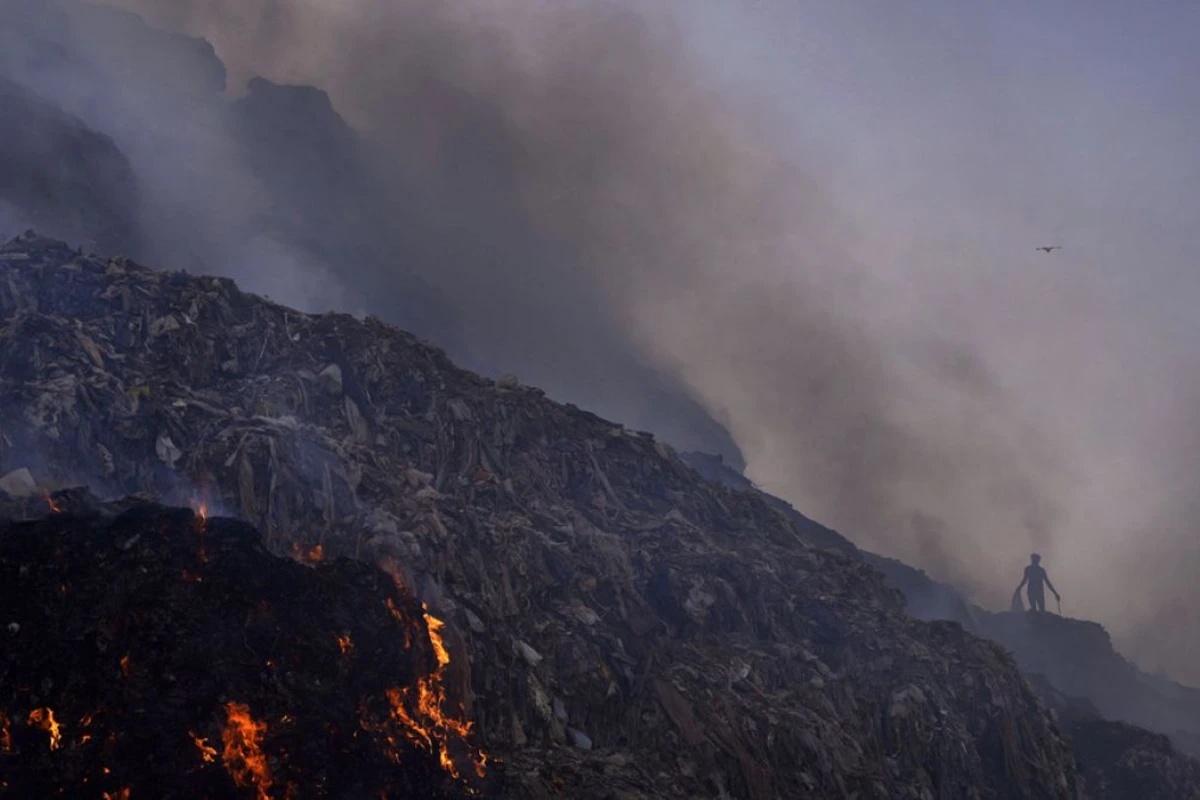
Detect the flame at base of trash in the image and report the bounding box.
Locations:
[190,731,218,762]
[0,710,12,753]
[360,606,488,782]
[221,703,273,800]
[291,542,324,565]
[27,708,61,751]
[378,679,486,781]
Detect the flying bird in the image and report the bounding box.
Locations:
[1035,246,1062,253]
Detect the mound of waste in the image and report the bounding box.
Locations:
[977,610,1200,760]
[1026,673,1200,798]
[0,491,490,798]
[0,229,1182,798]
[684,449,1200,769]
[680,451,980,628]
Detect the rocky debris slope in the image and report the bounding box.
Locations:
[1070,721,1200,798]
[681,451,978,628]
[978,611,1200,760]
[0,232,1091,798]
[0,491,490,798]
[1027,674,1200,798]
[683,449,1200,770]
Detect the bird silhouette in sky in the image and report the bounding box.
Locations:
[1035,246,1062,253]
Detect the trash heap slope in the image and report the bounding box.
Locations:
[0,492,489,799]
[0,232,1087,798]
[1028,673,1200,798]
[978,610,1200,759]
[680,450,980,628]
[682,451,1200,765]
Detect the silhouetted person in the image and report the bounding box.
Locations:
[1014,553,1060,613]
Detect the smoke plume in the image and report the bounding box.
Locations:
[3,0,1200,683]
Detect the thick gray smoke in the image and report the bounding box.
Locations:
[3,0,1200,683]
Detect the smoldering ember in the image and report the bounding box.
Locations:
[1,232,1199,799]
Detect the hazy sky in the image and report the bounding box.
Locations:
[666,0,1200,678]
[680,0,1200,669]
[17,0,1200,681]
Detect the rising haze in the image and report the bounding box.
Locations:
[4,0,1200,683]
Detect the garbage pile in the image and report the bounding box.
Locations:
[680,450,981,629]
[978,608,1200,761]
[0,490,491,798]
[1069,720,1200,798]
[1026,674,1200,797]
[0,230,1177,797]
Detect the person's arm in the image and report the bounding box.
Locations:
[1015,570,1028,593]
[1044,573,1060,599]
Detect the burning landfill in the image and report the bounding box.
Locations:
[1,231,1200,798]
[0,490,491,798]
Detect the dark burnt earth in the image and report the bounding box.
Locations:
[0,492,489,799]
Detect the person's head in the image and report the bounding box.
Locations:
[1030,553,1041,565]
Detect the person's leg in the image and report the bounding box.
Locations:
[1030,591,1045,612]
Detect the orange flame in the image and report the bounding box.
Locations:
[423,608,451,668]
[221,702,272,800]
[0,710,12,753]
[190,731,217,763]
[384,598,413,648]
[44,491,61,513]
[384,597,404,623]
[290,542,325,565]
[120,654,131,677]
[372,607,488,781]
[188,492,210,527]
[27,708,61,750]
[101,791,131,800]
[337,634,354,658]
[307,543,324,563]
[190,499,210,562]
